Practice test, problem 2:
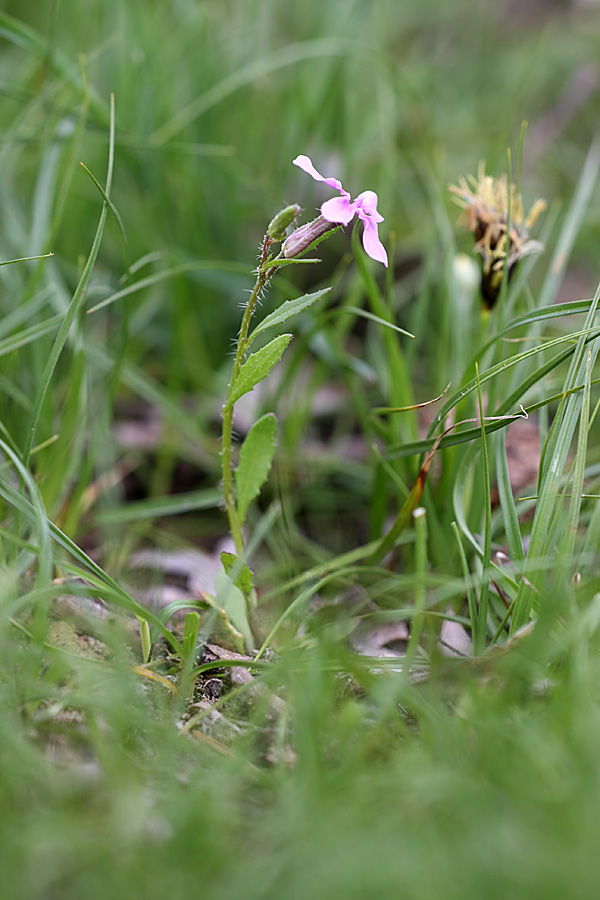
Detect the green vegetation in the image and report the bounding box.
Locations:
[2,1,600,896]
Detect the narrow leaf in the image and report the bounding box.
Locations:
[338,305,415,339]
[93,488,221,525]
[474,363,492,656]
[80,162,127,244]
[496,430,525,564]
[0,252,53,267]
[216,569,254,650]
[452,522,478,642]
[0,316,62,359]
[247,289,330,345]
[87,259,250,315]
[562,348,592,558]
[235,413,277,522]
[220,551,255,599]
[23,94,117,465]
[228,334,292,405]
[182,611,201,661]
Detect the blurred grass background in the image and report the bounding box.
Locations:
[2,0,600,897]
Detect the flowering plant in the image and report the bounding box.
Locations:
[218,155,388,647]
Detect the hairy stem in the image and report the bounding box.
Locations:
[221,235,277,554]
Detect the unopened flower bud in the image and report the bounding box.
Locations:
[452,253,479,312]
[282,216,338,259]
[267,204,302,241]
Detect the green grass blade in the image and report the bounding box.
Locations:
[0,315,62,359]
[0,477,183,656]
[512,279,600,631]
[474,365,492,654]
[0,438,51,588]
[495,430,525,565]
[150,37,348,146]
[561,348,592,560]
[79,161,127,244]
[86,260,250,315]
[93,488,222,526]
[22,94,116,466]
[0,252,53,267]
[452,521,477,643]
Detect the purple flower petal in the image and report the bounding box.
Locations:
[355,190,383,222]
[320,195,357,226]
[293,155,345,194]
[293,155,388,266]
[359,213,388,267]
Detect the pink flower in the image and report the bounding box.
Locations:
[293,154,388,267]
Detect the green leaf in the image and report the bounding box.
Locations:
[216,569,254,650]
[474,363,492,656]
[220,551,255,599]
[0,252,53,267]
[80,162,127,244]
[138,617,152,664]
[496,431,525,565]
[157,596,246,656]
[86,259,250,315]
[247,289,330,345]
[334,305,415,339]
[93,487,221,525]
[228,334,292,405]
[0,316,62,360]
[234,413,278,522]
[182,611,201,661]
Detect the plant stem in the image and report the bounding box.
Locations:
[221,235,278,555]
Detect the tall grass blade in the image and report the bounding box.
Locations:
[22,94,116,466]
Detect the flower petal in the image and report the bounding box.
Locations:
[293,155,345,193]
[359,213,388,267]
[320,195,356,226]
[293,156,388,266]
[355,190,383,222]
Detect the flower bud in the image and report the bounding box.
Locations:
[452,253,480,312]
[267,204,302,241]
[282,216,338,259]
